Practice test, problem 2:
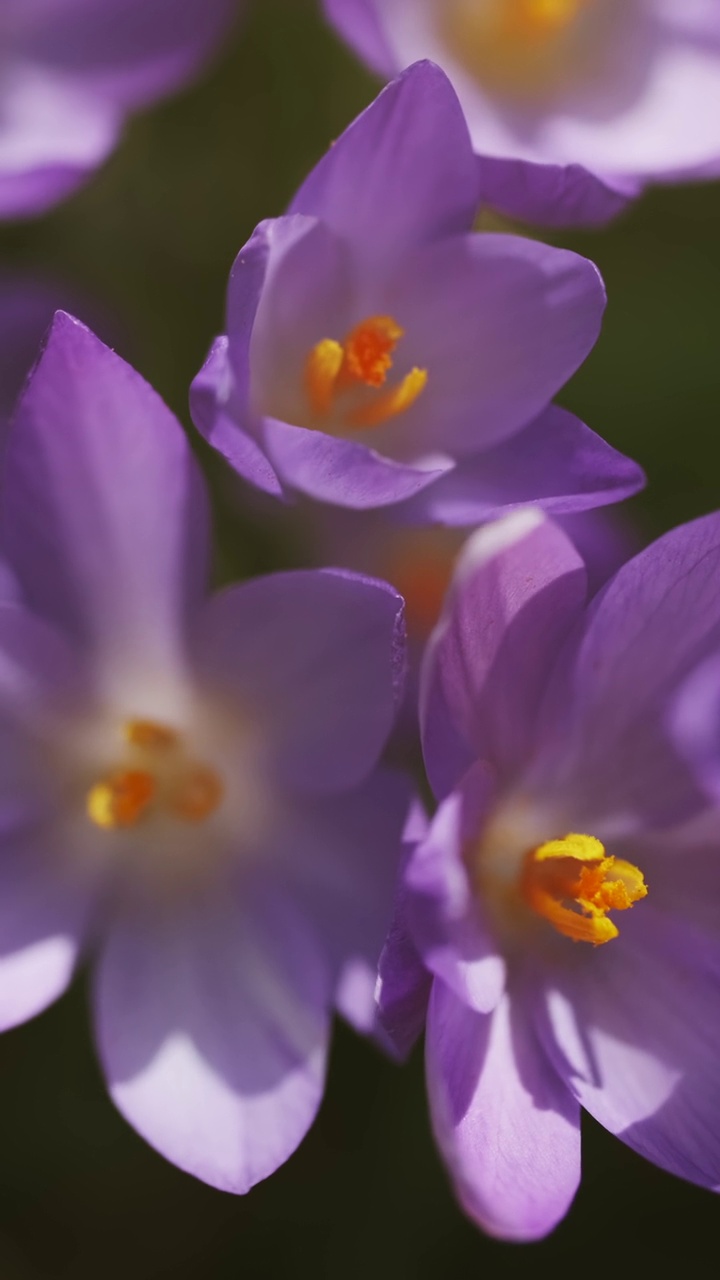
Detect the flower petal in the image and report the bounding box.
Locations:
[669,655,720,806]
[3,313,209,689]
[426,979,581,1241]
[95,881,330,1192]
[399,405,644,526]
[289,62,478,261]
[543,905,720,1190]
[421,510,587,799]
[477,155,637,229]
[192,569,405,794]
[534,511,720,832]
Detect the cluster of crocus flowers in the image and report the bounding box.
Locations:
[377,508,720,1238]
[0,312,409,1192]
[323,0,720,225]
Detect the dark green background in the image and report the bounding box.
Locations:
[0,0,717,1274]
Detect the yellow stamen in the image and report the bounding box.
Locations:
[87,769,156,829]
[305,338,344,416]
[124,719,179,750]
[522,832,647,945]
[171,765,224,823]
[346,367,428,430]
[304,314,428,430]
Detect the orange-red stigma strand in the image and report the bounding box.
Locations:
[305,314,427,429]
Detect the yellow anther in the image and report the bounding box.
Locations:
[522,832,647,945]
[124,719,179,750]
[305,338,344,416]
[346,367,428,430]
[170,765,224,823]
[87,769,156,830]
[304,314,427,430]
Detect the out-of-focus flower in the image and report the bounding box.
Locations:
[0,311,409,1191]
[378,508,720,1239]
[0,0,239,218]
[191,62,643,519]
[323,1,720,226]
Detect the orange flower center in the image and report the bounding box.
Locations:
[86,718,224,830]
[521,832,647,945]
[304,315,427,430]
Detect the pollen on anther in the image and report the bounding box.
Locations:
[87,769,156,829]
[124,719,179,750]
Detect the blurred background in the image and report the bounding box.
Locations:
[0,0,718,1274]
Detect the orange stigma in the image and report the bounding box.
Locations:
[305,314,427,430]
[521,832,647,945]
[86,718,224,831]
[504,0,588,40]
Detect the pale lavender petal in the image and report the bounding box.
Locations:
[192,569,405,794]
[375,798,433,1058]
[426,980,581,1241]
[0,834,94,1030]
[95,881,329,1193]
[16,0,239,109]
[289,62,478,261]
[3,313,209,684]
[271,769,413,1037]
[669,655,720,806]
[421,511,587,798]
[399,406,644,526]
[404,762,506,1015]
[322,0,396,75]
[543,906,720,1189]
[534,512,720,832]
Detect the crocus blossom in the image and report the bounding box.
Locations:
[378,507,720,1240]
[323,1,720,226]
[191,61,643,519]
[0,311,409,1192]
[0,0,239,218]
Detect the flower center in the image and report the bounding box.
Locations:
[86,718,224,830]
[304,315,427,430]
[440,0,598,97]
[521,832,647,945]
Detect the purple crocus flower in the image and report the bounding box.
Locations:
[191,61,643,520]
[0,311,409,1192]
[0,0,239,218]
[378,507,720,1239]
[323,1,720,226]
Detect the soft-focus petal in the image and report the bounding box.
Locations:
[192,569,405,795]
[477,155,637,229]
[95,881,329,1193]
[421,511,587,798]
[399,405,644,526]
[323,0,396,75]
[0,834,94,1030]
[270,769,413,1037]
[3,313,209,689]
[289,62,479,261]
[427,980,581,1241]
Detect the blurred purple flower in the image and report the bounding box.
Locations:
[0,0,239,218]
[379,507,720,1239]
[191,61,643,520]
[0,311,409,1192]
[323,1,720,226]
